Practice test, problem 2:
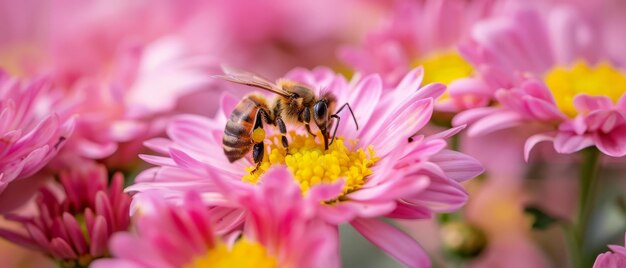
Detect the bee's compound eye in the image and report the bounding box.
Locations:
[313,101,328,119]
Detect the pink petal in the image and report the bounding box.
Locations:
[467,111,525,136]
[452,107,499,126]
[336,75,382,137]
[429,150,484,182]
[553,132,595,154]
[425,125,466,141]
[386,201,433,219]
[50,237,78,259]
[593,124,626,157]
[143,138,173,155]
[524,133,555,161]
[90,216,109,257]
[574,94,614,114]
[365,98,434,157]
[351,218,430,268]
[348,176,430,202]
[523,96,566,120]
[395,67,424,98]
[91,260,146,268]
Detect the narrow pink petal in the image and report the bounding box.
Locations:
[90,216,109,257]
[429,150,484,182]
[50,237,78,259]
[317,203,359,225]
[307,180,344,204]
[608,244,626,256]
[365,98,434,157]
[91,260,146,268]
[95,192,115,234]
[143,138,173,155]
[594,124,626,157]
[169,148,207,170]
[520,79,555,103]
[414,83,446,102]
[386,202,433,219]
[25,223,50,250]
[452,107,499,126]
[138,154,177,166]
[395,67,424,98]
[467,111,525,136]
[348,176,430,202]
[336,75,382,137]
[0,228,40,251]
[351,218,430,268]
[523,96,566,120]
[554,132,594,154]
[524,133,555,161]
[62,213,88,255]
[574,94,614,114]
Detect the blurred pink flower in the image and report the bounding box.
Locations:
[0,162,131,267]
[453,4,626,159]
[94,170,339,268]
[465,180,551,268]
[340,0,500,111]
[130,67,483,267]
[0,71,74,211]
[593,233,626,268]
[55,37,217,162]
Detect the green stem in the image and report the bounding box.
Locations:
[572,147,601,268]
[562,224,581,268]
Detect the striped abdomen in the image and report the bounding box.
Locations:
[223,94,270,162]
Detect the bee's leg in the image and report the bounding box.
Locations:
[275,116,289,152]
[251,141,264,174]
[250,109,268,174]
[300,107,316,136]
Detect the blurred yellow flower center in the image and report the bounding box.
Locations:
[412,51,474,101]
[186,240,276,268]
[242,132,379,196]
[413,51,474,85]
[545,61,626,117]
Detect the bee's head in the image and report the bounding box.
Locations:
[313,99,330,128]
[313,99,331,149]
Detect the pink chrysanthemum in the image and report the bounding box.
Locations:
[453,5,626,159]
[0,71,74,205]
[94,169,339,268]
[46,36,218,165]
[593,233,626,268]
[130,66,483,267]
[0,162,131,267]
[340,0,500,111]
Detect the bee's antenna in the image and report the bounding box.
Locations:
[329,102,359,146]
[333,103,358,130]
[329,114,340,146]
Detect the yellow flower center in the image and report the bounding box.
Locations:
[412,51,474,86]
[242,132,379,197]
[412,51,474,102]
[544,60,626,117]
[185,240,276,268]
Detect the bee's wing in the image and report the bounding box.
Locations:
[214,65,290,97]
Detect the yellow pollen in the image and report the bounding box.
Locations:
[185,240,276,268]
[545,60,626,117]
[412,51,474,101]
[252,128,266,143]
[242,132,379,196]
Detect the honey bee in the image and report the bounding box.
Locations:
[214,66,358,172]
